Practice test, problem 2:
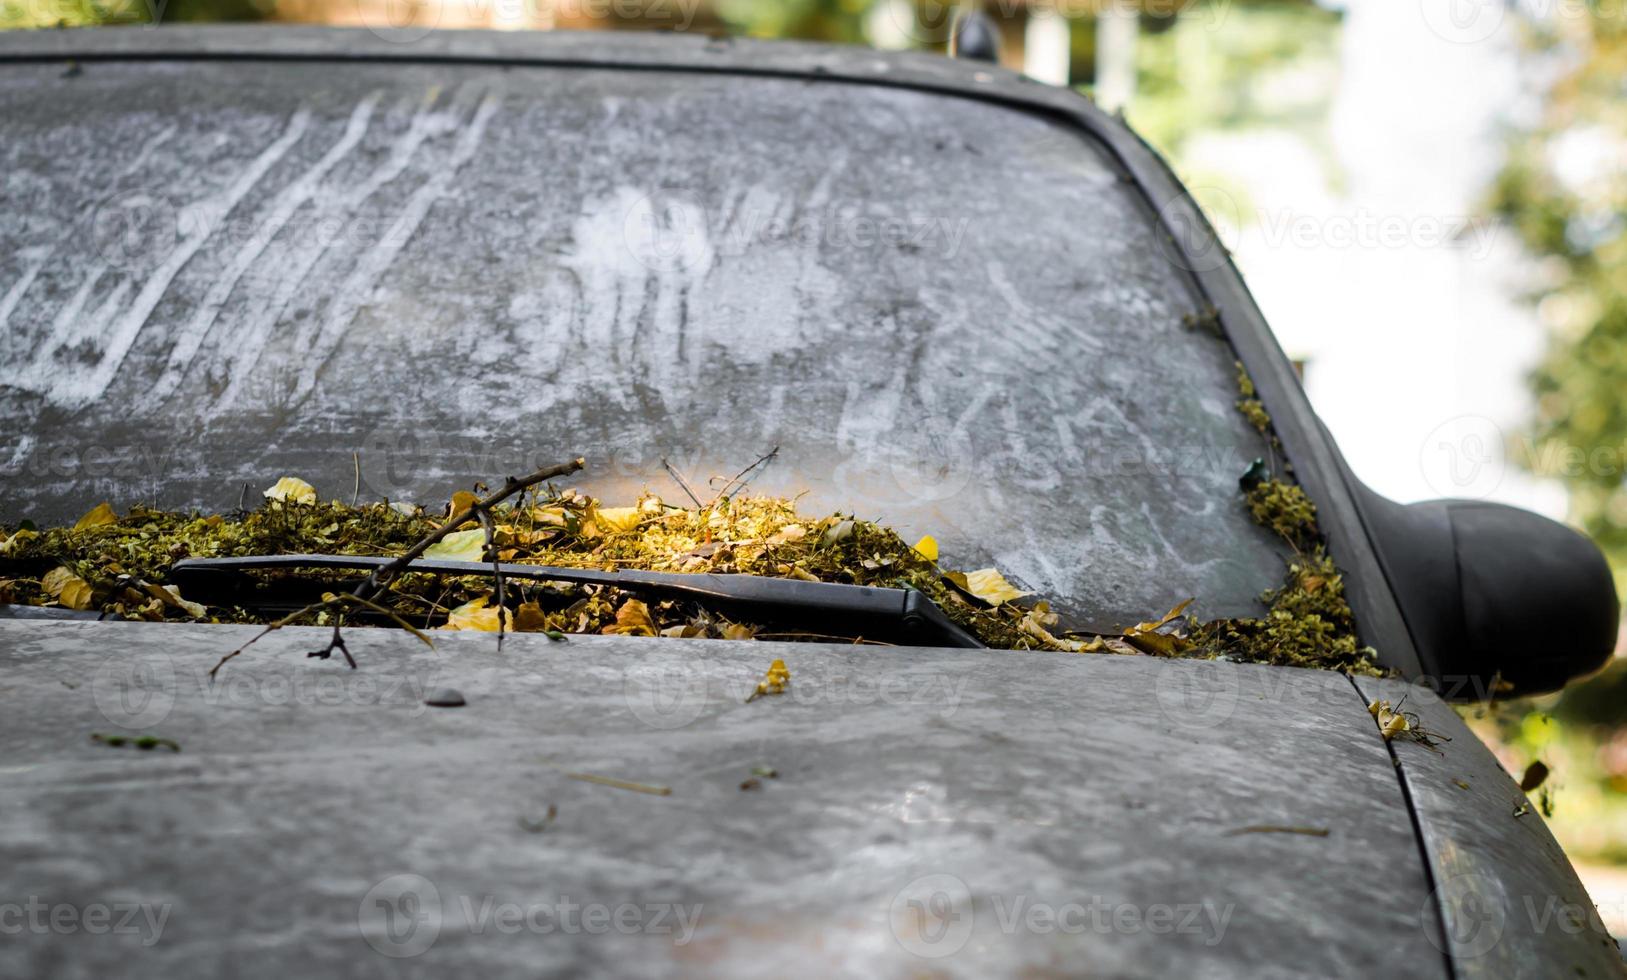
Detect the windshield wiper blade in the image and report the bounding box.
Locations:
[170,554,984,649]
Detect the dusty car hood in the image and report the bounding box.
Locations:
[0,620,1445,978]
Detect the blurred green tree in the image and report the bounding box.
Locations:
[1128,0,1341,161]
[1491,9,1627,574]
[0,0,272,28]
[712,0,866,42]
[0,0,150,28]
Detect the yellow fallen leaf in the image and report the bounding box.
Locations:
[129,580,207,619]
[1011,601,1105,652]
[601,598,656,637]
[41,566,94,610]
[1365,699,1445,746]
[746,658,790,702]
[160,586,207,619]
[531,506,569,527]
[513,601,550,632]
[1121,598,1195,656]
[40,566,75,597]
[594,506,643,534]
[73,502,118,530]
[721,623,757,641]
[912,534,938,562]
[0,528,37,555]
[443,596,509,632]
[1125,598,1195,637]
[450,490,479,524]
[424,528,487,562]
[263,476,317,505]
[767,524,806,546]
[962,568,1031,605]
[1370,699,1409,740]
[61,578,94,610]
[1122,631,1191,656]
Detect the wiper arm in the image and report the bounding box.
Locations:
[169,555,984,649]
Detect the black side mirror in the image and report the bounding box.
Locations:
[1356,487,1619,698]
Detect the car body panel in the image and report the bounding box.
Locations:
[0,620,1445,978]
[0,27,1616,978]
[1354,675,1624,978]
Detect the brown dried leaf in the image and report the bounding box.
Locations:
[1519,760,1550,793]
[601,599,656,637]
[1123,631,1191,657]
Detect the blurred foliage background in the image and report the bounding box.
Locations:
[5,0,1627,923]
[1492,8,1627,576]
[1480,0,1627,923]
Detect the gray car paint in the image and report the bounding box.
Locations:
[1,620,1446,978]
[1354,674,1625,979]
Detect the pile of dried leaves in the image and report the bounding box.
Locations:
[0,414,1383,675]
[1191,361,1382,676]
[0,479,1056,647]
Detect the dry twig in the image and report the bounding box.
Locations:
[661,457,703,509]
[565,772,672,796]
[209,456,584,677]
[475,505,508,648]
[709,446,779,507]
[1223,825,1331,838]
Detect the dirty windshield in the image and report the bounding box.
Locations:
[0,58,1288,625]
